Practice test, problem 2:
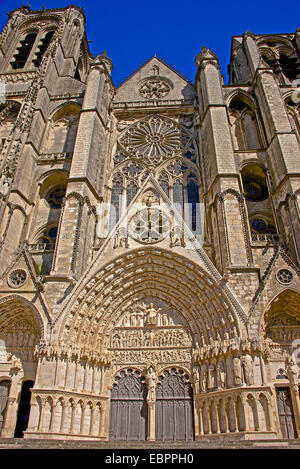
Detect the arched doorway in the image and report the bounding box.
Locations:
[109,369,147,441]
[263,289,300,439]
[14,380,34,438]
[155,368,194,441]
[0,296,42,437]
[275,387,297,439]
[0,380,10,435]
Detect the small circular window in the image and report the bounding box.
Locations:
[8,269,27,288]
[276,269,293,285]
[244,181,268,201]
[46,187,66,209]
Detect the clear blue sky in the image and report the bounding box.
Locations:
[0,0,299,86]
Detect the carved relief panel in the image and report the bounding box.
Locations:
[109,299,193,369]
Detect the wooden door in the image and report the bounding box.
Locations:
[0,380,10,435]
[276,387,297,439]
[109,369,147,441]
[155,368,194,441]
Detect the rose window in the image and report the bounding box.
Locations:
[276,269,293,285]
[8,269,27,288]
[119,116,192,164]
[128,208,169,244]
[46,187,66,209]
[139,79,171,100]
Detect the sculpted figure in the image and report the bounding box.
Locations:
[242,354,254,385]
[286,358,299,385]
[146,366,156,402]
[216,361,226,389]
[193,365,200,394]
[232,356,244,386]
[207,363,216,389]
[145,303,159,326]
[199,364,207,392]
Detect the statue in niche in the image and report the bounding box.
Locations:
[142,191,159,207]
[130,313,137,327]
[242,354,254,385]
[193,364,200,394]
[121,313,130,327]
[144,303,160,326]
[207,363,216,389]
[0,340,6,362]
[232,356,244,386]
[199,364,207,392]
[286,358,299,385]
[170,226,185,248]
[146,366,156,402]
[136,312,144,327]
[162,314,169,326]
[216,361,226,389]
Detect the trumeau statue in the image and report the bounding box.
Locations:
[146,366,156,402]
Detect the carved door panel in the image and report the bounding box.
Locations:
[155,369,194,441]
[0,380,10,435]
[276,387,297,439]
[109,369,147,441]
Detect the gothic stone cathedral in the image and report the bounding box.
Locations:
[0,5,299,443]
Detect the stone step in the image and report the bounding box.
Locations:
[0,438,300,450]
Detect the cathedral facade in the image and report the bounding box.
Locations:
[0,5,300,442]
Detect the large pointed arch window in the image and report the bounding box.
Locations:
[32,30,55,68]
[229,98,263,150]
[107,116,201,236]
[11,32,37,69]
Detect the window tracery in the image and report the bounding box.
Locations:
[139,79,171,100]
[118,115,195,164]
[108,116,201,237]
[11,32,37,69]
[32,30,55,68]
[228,98,263,150]
[45,186,66,209]
[259,40,300,84]
[285,97,300,144]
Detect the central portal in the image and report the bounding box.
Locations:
[108,298,195,441]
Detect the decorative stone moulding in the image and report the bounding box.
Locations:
[276,268,294,285]
[138,78,171,100]
[0,71,37,83]
[7,269,27,288]
[128,208,169,244]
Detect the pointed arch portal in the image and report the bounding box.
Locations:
[155,368,194,441]
[109,369,147,441]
